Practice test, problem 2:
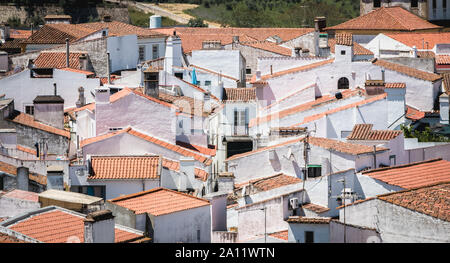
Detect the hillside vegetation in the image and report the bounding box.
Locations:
[138,0,359,28]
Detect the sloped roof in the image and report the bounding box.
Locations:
[161,158,209,182]
[437,55,450,65]
[362,158,450,189]
[3,208,144,243]
[235,173,302,191]
[325,7,442,31]
[347,124,402,141]
[0,161,47,186]
[385,82,406,89]
[385,32,450,49]
[23,23,97,44]
[372,58,442,82]
[307,137,388,155]
[34,52,86,69]
[406,105,426,120]
[336,33,353,46]
[7,111,70,138]
[89,155,161,180]
[223,88,256,102]
[328,38,373,55]
[108,187,210,216]
[302,203,330,214]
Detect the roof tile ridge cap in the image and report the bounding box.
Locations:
[377,180,450,200]
[383,6,412,31]
[163,187,210,204]
[362,158,444,174]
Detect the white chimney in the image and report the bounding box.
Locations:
[164,35,182,75]
[412,46,418,58]
[95,87,110,104]
[385,84,406,129]
[203,92,211,114]
[440,93,449,125]
[180,157,195,191]
[255,70,261,81]
[84,210,115,243]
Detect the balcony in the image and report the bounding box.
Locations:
[233,125,249,136]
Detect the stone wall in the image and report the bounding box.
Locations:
[0,3,129,24]
[360,0,428,19]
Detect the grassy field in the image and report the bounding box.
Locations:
[128,6,183,27]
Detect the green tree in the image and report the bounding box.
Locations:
[187,17,207,27]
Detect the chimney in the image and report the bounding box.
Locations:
[53,82,57,96]
[232,36,239,49]
[364,80,385,95]
[412,46,418,58]
[16,166,29,191]
[164,35,182,74]
[203,92,211,114]
[440,93,449,125]
[314,17,326,32]
[79,54,88,71]
[33,93,65,129]
[66,38,69,68]
[381,69,385,83]
[76,86,86,108]
[84,210,115,243]
[179,157,195,192]
[94,87,110,105]
[106,52,111,84]
[218,172,234,194]
[143,69,159,99]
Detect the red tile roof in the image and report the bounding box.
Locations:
[239,40,292,56]
[161,158,209,182]
[250,88,362,127]
[336,33,353,46]
[89,155,161,180]
[328,38,373,55]
[0,161,47,186]
[8,111,70,138]
[307,137,388,155]
[347,124,402,141]
[223,88,257,102]
[302,203,330,214]
[372,58,442,82]
[385,32,450,49]
[9,29,32,39]
[377,182,450,222]
[7,209,143,243]
[436,55,450,65]
[80,128,213,165]
[175,140,216,157]
[235,173,302,191]
[406,105,426,120]
[268,230,288,241]
[108,187,210,216]
[362,158,450,189]
[34,52,87,69]
[158,92,209,117]
[385,82,406,89]
[286,216,332,224]
[325,7,442,32]
[250,58,335,83]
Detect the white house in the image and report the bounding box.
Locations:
[106,187,212,243]
[338,182,450,242]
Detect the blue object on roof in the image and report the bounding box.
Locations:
[192,68,197,85]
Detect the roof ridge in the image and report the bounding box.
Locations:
[383,6,412,31]
[362,158,444,174]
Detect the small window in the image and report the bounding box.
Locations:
[340,50,346,55]
[307,165,322,178]
[25,105,34,115]
[205,80,211,86]
[433,0,437,8]
[305,231,314,243]
[444,0,447,9]
[174,72,183,79]
[246,68,251,74]
[411,0,418,8]
[152,45,159,59]
[102,30,107,37]
[197,229,201,242]
[139,46,145,61]
[0,176,3,190]
[389,155,396,166]
[373,0,381,8]
[338,77,349,89]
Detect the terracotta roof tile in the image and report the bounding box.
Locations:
[109,187,210,216]
[268,230,288,241]
[406,105,426,120]
[308,137,388,155]
[9,29,32,39]
[302,203,330,214]
[17,145,37,156]
[377,182,450,222]
[335,33,353,46]
[385,82,406,89]
[250,89,362,127]
[175,141,216,156]
[328,38,374,55]
[386,32,450,49]
[362,158,450,189]
[325,7,442,31]
[223,88,256,102]
[7,111,70,138]
[89,156,161,180]
[158,92,208,117]
[436,55,450,65]
[6,209,143,243]
[24,23,97,44]
[417,51,436,58]
[0,161,46,186]
[34,52,87,69]
[239,40,292,56]
[235,173,302,192]
[286,216,332,224]
[347,124,402,141]
[372,58,442,82]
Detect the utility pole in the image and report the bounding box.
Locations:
[264,207,267,243]
[301,132,309,206]
[336,178,347,243]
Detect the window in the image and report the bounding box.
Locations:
[411,0,418,8]
[340,50,346,55]
[197,229,201,242]
[389,155,396,166]
[338,77,349,89]
[373,0,381,8]
[233,108,249,135]
[305,231,314,243]
[205,80,211,86]
[174,72,183,79]
[139,45,145,61]
[444,0,447,9]
[152,44,159,59]
[306,165,321,178]
[246,68,251,74]
[25,105,34,115]
[0,176,3,190]
[433,0,437,9]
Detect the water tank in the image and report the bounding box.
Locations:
[149,15,162,29]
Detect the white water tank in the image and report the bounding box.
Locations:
[149,15,162,28]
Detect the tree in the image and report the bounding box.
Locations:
[187,17,208,27]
